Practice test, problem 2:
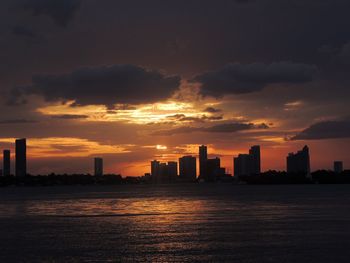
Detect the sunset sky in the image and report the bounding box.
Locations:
[0,0,350,176]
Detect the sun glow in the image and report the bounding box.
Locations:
[0,137,129,158]
[37,100,218,124]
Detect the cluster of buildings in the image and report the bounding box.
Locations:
[1,139,27,177]
[149,144,345,182]
[0,139,345,179]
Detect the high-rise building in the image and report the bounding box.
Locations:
[15,138,26,177]
[234,145,262,177]
[167,161,178,181]
[249,145,261,174]
[234,154,253,177]
[334,161,343,173]
[3,150,11,177]
[287,145,310,176]
[206,157,221,181]
[94,157,103,176]
[151,160,160,180]
[199,145,207,179]
[150,160,178,183]
[179,156,197,181]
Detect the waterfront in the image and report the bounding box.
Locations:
[0,184,350,262]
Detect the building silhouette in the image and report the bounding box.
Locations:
[334,161,343,173]
[287,145,310,176]
[150,160,178,183]
[199,145,207,180]
[249,145,261,174]
[179,156,196,181]
[234,154,253,177]
[206,157,222,181]
[3,150,11,177]
[234,146,261,177]
[15,138,26,177]
[94,157,103,176]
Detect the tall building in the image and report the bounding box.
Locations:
[151,160,160,179]
[234,145,262,177]
[249,145,261,174]
[334,161,343,173]
[179,156,197,181]
[167,161,178,181]
[287,145,310,176]
[206,157,221,181]
[15,138,26,177]
[234,154,253,177]
[3,150,11,177]
[199,145,207,179]
[150,160,178,183]
[94,157,103,176]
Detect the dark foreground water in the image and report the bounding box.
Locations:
[0,184,350,262]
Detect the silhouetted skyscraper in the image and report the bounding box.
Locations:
[287,145,310,176]
[199,145,207,179]
[94,157,103,176]
[15,138,26,177]
[206,157,221,181]
[249,145,261,174]
[334,161,343,173]
[3,150,10,177]
[167,161,178,182]
[234,154,253,177]
[151,160,177,183]
[179,156,196,181]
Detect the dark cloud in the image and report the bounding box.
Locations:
[51,114,88,119]
[166,114,223,123]
[204,107,222,113]
[194,62,318,97]
[154,122,268,136]
[12,25,37,38]
[13,64,181,108]
[21,0,81,27]
[292,120,350,140]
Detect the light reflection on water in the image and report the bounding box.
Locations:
[0,185,350,262]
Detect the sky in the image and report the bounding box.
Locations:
[0,0,350,176]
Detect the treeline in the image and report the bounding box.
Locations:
[0,174,124,187]
[239,170,350,184]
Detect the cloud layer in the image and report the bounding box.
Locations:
[292,120,350,140]
[15,64,181,108]
[194,62,318,97]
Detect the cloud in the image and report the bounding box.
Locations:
[21,0,81,27]
[203,107,222,113]
[51,114,88,119]
[292,120,350,140]
[166,114,223,123]
[12,25,37,38]
[194,62,318,97]
[13,64,181,108]
[154,122,268,136]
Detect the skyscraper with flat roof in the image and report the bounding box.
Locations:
[15,138,26,177]
[234,154,253,177]
[249,145,261,175]
[179,156,197,181]
[3,150,10,177]
[94,157,103,176]
[334,161,343,173]
[199,145,207,180]
[287,145,310,176]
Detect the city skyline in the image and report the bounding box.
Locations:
[0,138,347,177]
[0,1,349,176]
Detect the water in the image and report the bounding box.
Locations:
[0,184,350,262]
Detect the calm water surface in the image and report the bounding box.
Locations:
[0,184,350,262]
